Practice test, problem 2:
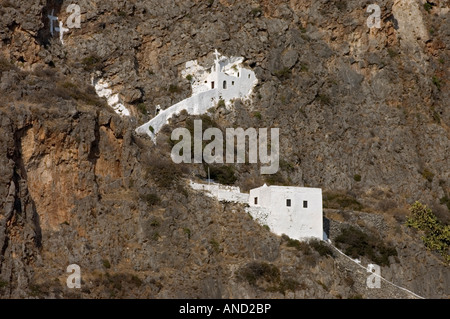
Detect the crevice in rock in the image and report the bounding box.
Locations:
[11,125,42,247]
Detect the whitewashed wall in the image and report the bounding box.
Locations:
[93,78,130,116]
[189,181,248,204]
[249,185,323,240]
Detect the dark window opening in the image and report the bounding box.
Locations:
[286,199,291,207]
[211,81,215,89]
[254,197,258,205]
[223,81,227,89]
[303,201,308,208]
[232,81,235,86]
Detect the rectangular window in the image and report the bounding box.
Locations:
[254,197,258,205]
[211,81,215,89]
[286,199,291,207]
[303,200,308,208]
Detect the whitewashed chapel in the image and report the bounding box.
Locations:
[248,184,323,241]
[190,181,324,241]
[136,50,258,141]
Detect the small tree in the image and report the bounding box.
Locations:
[406,201,450,263]
[406,201,438,231]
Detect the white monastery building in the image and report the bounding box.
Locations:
[136,50,258,141]
[189,180,324,241]
[248,184,323,241]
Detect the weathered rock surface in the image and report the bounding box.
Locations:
[0,0,448,298]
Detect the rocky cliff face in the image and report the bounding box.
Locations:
[0,0,448,298]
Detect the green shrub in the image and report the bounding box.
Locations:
[317,93,331,105]
[285,236,301,249]
[309,239,334,257]
[253,111,262,120]
[251,7,263,17]
[151,232,160,241]
[279,159,295,172]
[217,98,226,108]
[335,226,397,266]
[238,262,280,286]
[421,168,434,182]
[238,261,299,295]
[82,54,104,71]
[432,110,441,124]
[137,103,147,114]
[264,172,289,186]
[199,114,218,128]
[406,201,450,263]
[353,174,361,182]
[54,81,106,107]
[282,234,311,255]
[0,280,8,288]
[130,275,143,287]
[274,67,291,81]
[424,2,432,12]
[140,193,160,206]
[146,156,182,188]
[102,259,111,269]
[207,164,237,185]
[336,0,347,11]
[323,191,363,211]
[183,228,191,239]
[300,63,309,72]
[186,74,193,81]
[432,76,441,90]
[440,195,450,211]
[99,273,144,298]
[168,84,182,94]
[387,48,398,58]
[29,284,45,297]
[149,218,161,227]
[32,65,56,78]
[209,239,220,254]
[0,57,13,74]
[274,278,301,295]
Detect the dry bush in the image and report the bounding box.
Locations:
[335,226,398,266]
[145,154,183,189]
[323,191,363,211]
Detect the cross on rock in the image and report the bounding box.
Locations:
[47,9,58,36]
[47,8,71,44]
[55,21,69,45]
